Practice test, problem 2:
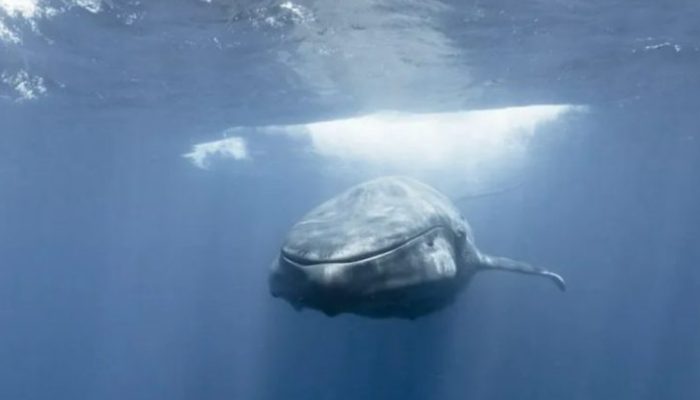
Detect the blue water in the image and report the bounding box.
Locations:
[1,1,699,399]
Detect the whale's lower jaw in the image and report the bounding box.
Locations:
[269,226,471,319]
[308,278,468,319]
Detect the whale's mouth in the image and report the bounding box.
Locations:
[281,225,447,266]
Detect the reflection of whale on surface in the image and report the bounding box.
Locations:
[269,176,566,319]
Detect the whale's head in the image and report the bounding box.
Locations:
[268,177,475,319]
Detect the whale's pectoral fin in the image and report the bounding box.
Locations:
[477,254,566,291]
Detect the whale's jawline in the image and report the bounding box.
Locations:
[281,225,449,266]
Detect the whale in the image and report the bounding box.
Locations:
[269,176,565,319]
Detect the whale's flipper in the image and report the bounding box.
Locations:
[477,253,566,291]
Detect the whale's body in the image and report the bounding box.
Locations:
[269,176,565,319]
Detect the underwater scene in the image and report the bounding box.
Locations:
[1,1,699,399]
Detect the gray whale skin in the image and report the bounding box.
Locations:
[269,176,566,319]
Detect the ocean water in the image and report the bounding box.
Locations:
[1,1,699,399]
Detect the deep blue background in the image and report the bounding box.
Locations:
[1,1,700,399]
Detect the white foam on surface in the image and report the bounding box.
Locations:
[186,105,585,182]
[1,69,47,101]
[0,0,40,18]
[183,136,250,169]
[301,105,580,171]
